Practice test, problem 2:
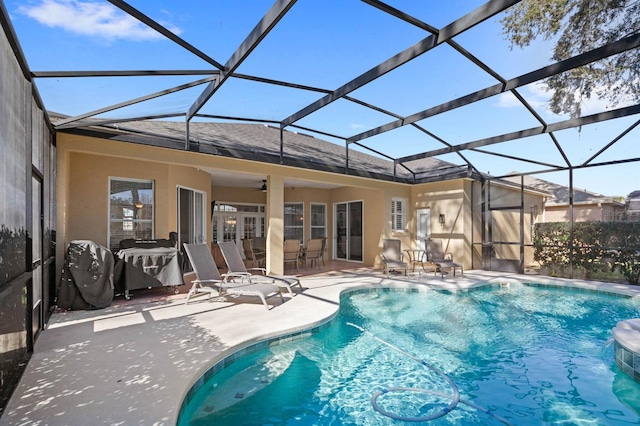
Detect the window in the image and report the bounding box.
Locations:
[284,203,304,241]
[310,203,327,239]
[391,197,406,232]
[109,178,154,250]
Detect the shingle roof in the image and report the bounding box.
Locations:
[60,117,473,184]
[503,174,622,206]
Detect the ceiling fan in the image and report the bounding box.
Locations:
[252,179,267,192]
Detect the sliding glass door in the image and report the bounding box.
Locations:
[177,186,206,246]
[334,201,363,262]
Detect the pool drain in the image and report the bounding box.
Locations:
[347,322,512,425]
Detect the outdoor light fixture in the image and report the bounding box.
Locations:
[439,214,445,225]
[135,202,144,209]
[261,180,267,192]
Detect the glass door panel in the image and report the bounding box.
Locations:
[335,203,347,260]
[178,187,206,245]
[335,201,362,261]
[348,201,363,261]
[222,216,237,242]
[243,216,258,239]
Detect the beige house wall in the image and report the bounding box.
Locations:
[59,151,210,258]
[56,132,545,277]
[56,133,414,276]
[411,179,471,269]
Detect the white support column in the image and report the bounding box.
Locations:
[266,175,284,275]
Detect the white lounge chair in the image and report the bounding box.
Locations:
[183,243,283,310]
[217,241,303,297]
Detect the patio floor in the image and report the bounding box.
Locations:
[1,268,638,425]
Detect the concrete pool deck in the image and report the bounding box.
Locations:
[2,269,639,425]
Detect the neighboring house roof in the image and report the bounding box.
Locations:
[503,174,624,207]
[56,116,477,185]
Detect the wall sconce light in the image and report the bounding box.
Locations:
[439,214,445,225]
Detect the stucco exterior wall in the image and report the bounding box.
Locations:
[57,131,547,275]
[56,133,417,273]
[412,179,470,268]
[62,151,208,248]
[56,135,213,273]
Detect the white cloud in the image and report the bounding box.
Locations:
[349,123,365,130]
[495,83,550,111]
[19,0,182,42]
[495,81,635,119]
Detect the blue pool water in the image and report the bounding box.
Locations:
[179,284,640,425]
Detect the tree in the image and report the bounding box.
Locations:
[501,0,640,118]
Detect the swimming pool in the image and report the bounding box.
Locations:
[178,283,640,425]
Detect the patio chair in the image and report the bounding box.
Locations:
[283,239,302,272]
[242,238,266,268]
[183,243,283,310]
[381,239,409,277]
[320,237,327,266]
[301,238,324,269]
[425,238,463,277]
[218,241,303,297]
[252,236,266,253]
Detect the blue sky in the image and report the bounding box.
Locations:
[8,0,639,197]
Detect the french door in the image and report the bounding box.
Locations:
[212,203,265,258]
[212,214,265,243]
[334,201,363,262]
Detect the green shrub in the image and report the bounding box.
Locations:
[533,222,640,284]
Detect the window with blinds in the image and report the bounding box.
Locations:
[109,178,154,250]
[391,197,406,232]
